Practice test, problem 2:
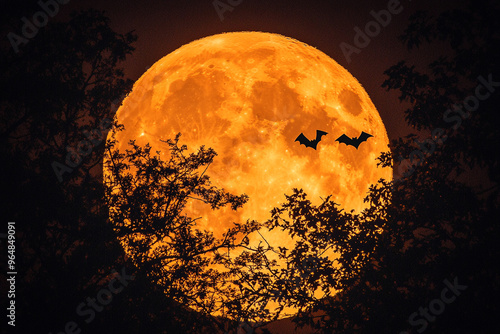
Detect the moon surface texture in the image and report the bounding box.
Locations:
[105,31,391,315]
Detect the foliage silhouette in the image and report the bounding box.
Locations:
[260,1,499,333]
[0,7,228,334]
[104,129,284,332]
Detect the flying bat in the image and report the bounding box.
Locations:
[295,130,328,149]
[335,131,373,149]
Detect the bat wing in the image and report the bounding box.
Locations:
[350,131,373,149]
[335,134,352,146]
[315,130,328,142]
[358,131,373,143]
[295,133,313,148]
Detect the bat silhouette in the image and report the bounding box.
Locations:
[295,130,328,149]
[336,131,373,149]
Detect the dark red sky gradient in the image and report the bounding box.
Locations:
[58,0,461,141]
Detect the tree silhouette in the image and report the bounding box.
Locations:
[104,131,246,304]
[261,1,499,333]
[1,7,216,334]
[104,129,282,332]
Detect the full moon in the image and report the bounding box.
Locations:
[105,31,391,317]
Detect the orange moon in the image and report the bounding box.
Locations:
[105,31,391,316]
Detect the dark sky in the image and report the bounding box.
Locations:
[59,0,460,141]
